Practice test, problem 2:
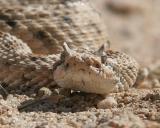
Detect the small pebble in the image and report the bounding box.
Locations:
[97,96,117,109]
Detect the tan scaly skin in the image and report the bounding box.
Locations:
[0,0,159,109]
[54,43,139,94]
[0,32,61,89]
[0,0,145,109]
[0,0,108,54]
[0,32,139,108]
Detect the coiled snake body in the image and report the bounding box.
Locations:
[0,0,139,102]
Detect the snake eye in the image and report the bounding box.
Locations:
[65,63,69,69]
[66,63,69,67]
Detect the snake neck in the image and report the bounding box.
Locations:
[0,31,61,71]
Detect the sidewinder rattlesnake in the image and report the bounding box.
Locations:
[0,0,141,108]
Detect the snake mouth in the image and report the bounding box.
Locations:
[53,43,119,94]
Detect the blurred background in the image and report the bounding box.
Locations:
[0,0,159,66]
[90,0,160,66]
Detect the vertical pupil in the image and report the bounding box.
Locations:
[65,63,69,68]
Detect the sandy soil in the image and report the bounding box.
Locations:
[0,88,160,128]
[0,0,160,128]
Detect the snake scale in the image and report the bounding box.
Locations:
[0,0,139,97]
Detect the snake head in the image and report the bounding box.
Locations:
[53,43,123,94]
[54,43,139,94]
